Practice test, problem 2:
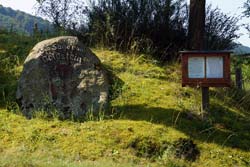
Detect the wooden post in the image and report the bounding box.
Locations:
[202,87,209,111]
[235,67,243,90]
[188,0,208,114]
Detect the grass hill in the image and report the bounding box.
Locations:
[0,32,250,166]
[0,5,51,35]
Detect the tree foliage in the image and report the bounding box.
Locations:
[243,0,250,17]
[35,0,85,29]
[83,1,239,60]
[204,5,239,50]
[34,0,240,61]
[85,0,188,61]
[243,0,250,36]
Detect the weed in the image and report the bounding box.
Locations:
[129,136,169,159]
[173,138,200,162]
[6,101,20,114]
[161,146,187,167]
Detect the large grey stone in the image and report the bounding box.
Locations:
[16,36,110,119]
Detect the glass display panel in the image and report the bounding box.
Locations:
[188,57,205,78]
[206,57,223,78]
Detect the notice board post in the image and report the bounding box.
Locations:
[187,0,208,114]
[235,67,243,90]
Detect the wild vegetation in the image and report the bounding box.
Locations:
[0,0,250,166]
[0,29,35,106]
[34,0,240,61]
[0,29,250,166]
[0,0,240,60]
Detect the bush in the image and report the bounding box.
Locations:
[81,1,239,62]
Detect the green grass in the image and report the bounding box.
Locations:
[0,36,250,166]
[0,110,188,167]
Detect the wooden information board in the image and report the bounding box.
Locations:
[181,51,231,87]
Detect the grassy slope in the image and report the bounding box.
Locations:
[0,45,250,166]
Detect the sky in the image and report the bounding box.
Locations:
[0,0,249,46]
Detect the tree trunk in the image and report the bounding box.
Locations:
[188,0,206,50]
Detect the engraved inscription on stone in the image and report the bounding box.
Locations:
[40,45,89,64]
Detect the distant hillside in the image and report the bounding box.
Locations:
[0,5,51,35]
[234,44,250,55]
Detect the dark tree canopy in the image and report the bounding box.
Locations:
[85,0,188,61]
[204,5,239,50]
[34,0,240,61]
[83,1,239,60]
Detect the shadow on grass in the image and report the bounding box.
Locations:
[114,104,250,151]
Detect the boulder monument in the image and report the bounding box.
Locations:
[16,36,110,119]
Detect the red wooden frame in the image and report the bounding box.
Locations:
[180,51,231,87]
